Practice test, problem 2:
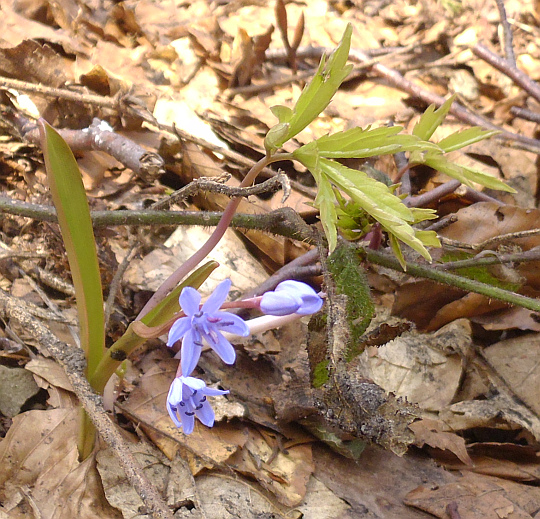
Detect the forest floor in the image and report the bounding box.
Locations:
[1,0,540,518]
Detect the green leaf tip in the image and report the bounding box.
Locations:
[264,23,353,152]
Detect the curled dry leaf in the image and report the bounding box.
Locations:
[0,409,119,519]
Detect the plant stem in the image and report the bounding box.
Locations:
[0,196,310,237]
[78,409,96,460]
[136,152,293,319]
[365,248,540,312]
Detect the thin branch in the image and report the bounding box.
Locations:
[433,246,540,270]
[351,48,540,154]
[495,0,516,66]
[240,247,320,299]
[405,180,504,208]
[0,197,313,240]
[0,289,174,519]
[363,247,540,312]
[405,180,461,207]
[472,43,540,106]
[149,173,291,210]
[0,75,124,110]
[510,106,540,124]
[8,113,164,181]
[104,242,139,333]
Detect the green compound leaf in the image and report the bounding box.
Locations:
[265,24,353,151]
[437,127,499,153]
[309,125,428,159]
[421,153,517,193]
[412,95,455,141]
[317,158,439,263]
[39,120,105,378]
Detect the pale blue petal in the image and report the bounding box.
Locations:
[215,312,250,336]
[167,405,182,428]
[203,387,229,396]
[181,330,202,376]
[179,287,201,316]
[168,378,183,402]
[181,412,195,435]
[275,280,323,315]
[260,291,301,316]
[167,317,192,346]
[167,380,183,427]
[182,376,206,391]
[296,294,323,315]
[196,400,215,427]
[208,333,236,364]
[202,279,231,314]
[276,280,315,296]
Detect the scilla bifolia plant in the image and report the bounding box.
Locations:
[40,23,513,458]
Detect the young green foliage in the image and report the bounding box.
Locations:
[39,120,105,379]
[265,24,353,152]
[295,141,439,264]
[262,28,514,266]
[409,97,515,193]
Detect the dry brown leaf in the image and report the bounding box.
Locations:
[405,471,540,519]
[482,334,540,416]
[0,366,40,418]
[96,441,170,518]
[25,356,74,392]
[471,306,540,332]
[410,418,473,466]
[227,427,314,507]
[365,319,471,411]
[0,408,120,519]
[439,382,540,441]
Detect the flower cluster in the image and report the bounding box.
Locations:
[166,279,323,434]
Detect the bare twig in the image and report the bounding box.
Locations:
[0,196,315,241]
[434,246,540,270]
[0,289,174,519]
[7,112,164,181]
[0,75,124,111]
[495,0,517,67]
[240,247,320,299]
[350,48,540,154]
[404,180,462,207]
[472,43,540,106]
[510,106,540,124]
[150,173,290,210]
[405,180,504,208]
[104,242,139,333]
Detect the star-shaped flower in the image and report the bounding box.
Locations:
[260,280,323,316]
[167,279,249,376]
[167,376,228,434]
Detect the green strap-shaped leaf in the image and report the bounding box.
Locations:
[39,120,105,379]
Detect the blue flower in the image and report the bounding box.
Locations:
[260,280,323,316]
[167,376,229,434]
[167,279,249,376]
